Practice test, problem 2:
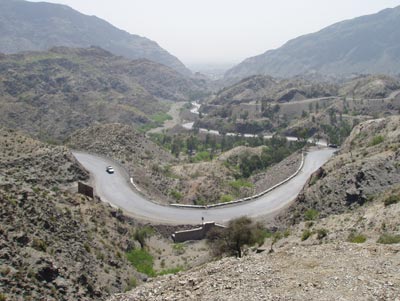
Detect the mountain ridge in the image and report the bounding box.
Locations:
[225,5,400,79]
[0,0,191,75]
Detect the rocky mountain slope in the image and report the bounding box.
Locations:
[225,5,400,78]
[279,116,400,225]
[339,74,400,99]
[0,47,206,140]
[0,127,149,300]
[0,0,190,75]
[211,75,338,105]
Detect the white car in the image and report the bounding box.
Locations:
[106,166,114,174]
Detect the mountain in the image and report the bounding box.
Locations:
[0,47,206,140]
[226,6,400,79]
[0,0,191,75]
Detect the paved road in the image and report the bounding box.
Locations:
[73,148,334,225]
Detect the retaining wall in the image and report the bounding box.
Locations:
[171,152,305,209]
[172,222,225,243]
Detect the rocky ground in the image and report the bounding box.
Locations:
[278,116,400,225]
[109,183,400,301]
[109,242,399,301]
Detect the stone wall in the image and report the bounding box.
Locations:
[172,222,225,243]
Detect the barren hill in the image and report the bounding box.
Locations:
[0,47,206,140]
[0,0,190,75]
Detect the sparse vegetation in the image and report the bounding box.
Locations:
[377,234,400,244]
[32,238,47,252]
[316,229,328,240]
[219,194,234,203]
[301,229,312,241]
[134,227,154,249]
[347,232,367,243]
[383,194,400,207]
[304,209,319,221]
[370,135,384,146]
[126,249,155,276]
[207,217,265,258]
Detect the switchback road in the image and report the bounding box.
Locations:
[73,148,334,225]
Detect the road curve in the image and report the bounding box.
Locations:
[73,148,334,225]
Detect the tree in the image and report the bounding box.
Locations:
[207,217,265,258]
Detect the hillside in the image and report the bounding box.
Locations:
[0,47,206,140]
[0,0,190,75]
[225,6,400,78]
[279,116,400,225]
[0,127,143,300]
[210,75,338,105]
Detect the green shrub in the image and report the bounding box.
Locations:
[377,234,400,244]
[370,135,384,146]
[347,232,367,243]
[126,249,155,276]
[316,228,328,240]
[0,293,6,301]
[383,195,400,207]
[169,190,183,201]
[193,151,211,162]
[283,229,291,238]
[304,209,319,221]
[219,194,234,203]
[229,179,254,190]
[301,229,312,241]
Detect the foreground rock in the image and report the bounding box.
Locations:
[109,242,399,301]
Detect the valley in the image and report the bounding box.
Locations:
[1,1,400,301]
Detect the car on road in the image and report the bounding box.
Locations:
[106,166,114,174]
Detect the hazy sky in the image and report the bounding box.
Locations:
[30,0,400,66]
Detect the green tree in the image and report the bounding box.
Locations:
[207,217,265,258]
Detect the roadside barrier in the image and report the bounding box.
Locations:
[170,152,305,209]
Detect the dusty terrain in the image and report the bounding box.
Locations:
[110,243,399,301]
[279,116,400,225]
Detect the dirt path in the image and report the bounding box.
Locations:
[148,102,186,134]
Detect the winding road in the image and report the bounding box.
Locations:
[73,148,334,225]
